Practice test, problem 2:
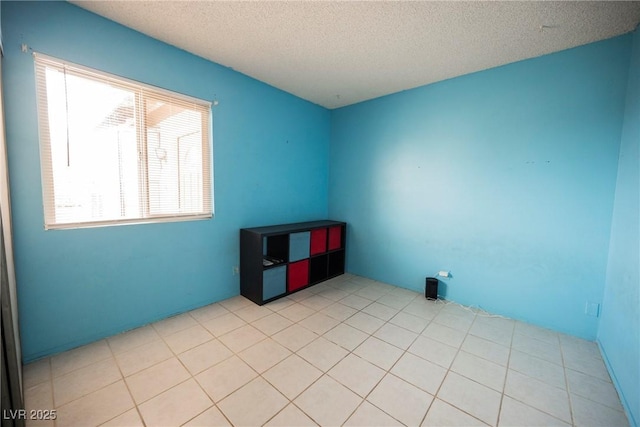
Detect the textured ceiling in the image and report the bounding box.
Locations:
[71,1,640,109]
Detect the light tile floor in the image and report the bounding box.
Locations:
[23,274,629,427]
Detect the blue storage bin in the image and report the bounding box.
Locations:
[263,265,286,300]
[289,231,310,262]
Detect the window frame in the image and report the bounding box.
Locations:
[34,53,214,230]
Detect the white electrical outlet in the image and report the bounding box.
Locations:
[585,302,600,317]
[232,266,239,276]
[437,270,451,278]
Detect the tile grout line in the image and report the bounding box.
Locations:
[328,292,412,426]
[381,298,436,425]
[186,296,287,425]
[158,318,223,427]
[259,278,379,426]
[48,357,56,427]
[122,309,229,425]
[558,334,577,427]
[362,301,433,427]
[333,285,441,425]
[494,315,516,427]
[421,304,489,426]
[222,277,361,425]
[103,335,145,427]
[504,329,579,426]
[258,278,405,426]
[45,288,446,425]
[48,343,125,423]
[26,275,625,427]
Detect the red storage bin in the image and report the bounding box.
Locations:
[310,228,327,255]
[328,226,342,250]
[288,259,309,292]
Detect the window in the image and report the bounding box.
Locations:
[34,54,212,229]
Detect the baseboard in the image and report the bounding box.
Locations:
[597,339,638,427]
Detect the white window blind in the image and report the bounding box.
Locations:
[34,54,213,229]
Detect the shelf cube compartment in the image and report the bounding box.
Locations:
[289,232,310,262]
[310,254,329,284]
[263,265,286,300]
[328,226,343,250]
[310,228,327,255]
[288,259,309,292]
[264,234,289,263]
[328,251,345,277]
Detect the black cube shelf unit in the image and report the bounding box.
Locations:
[240,220,346,305]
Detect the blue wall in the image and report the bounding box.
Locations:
[0,0,3,54]
[600,28,640,427]
[2,1,330,361]
[3,1,637,391]
[329,36,631,340]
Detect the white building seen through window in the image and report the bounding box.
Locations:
[34,54,213,229]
